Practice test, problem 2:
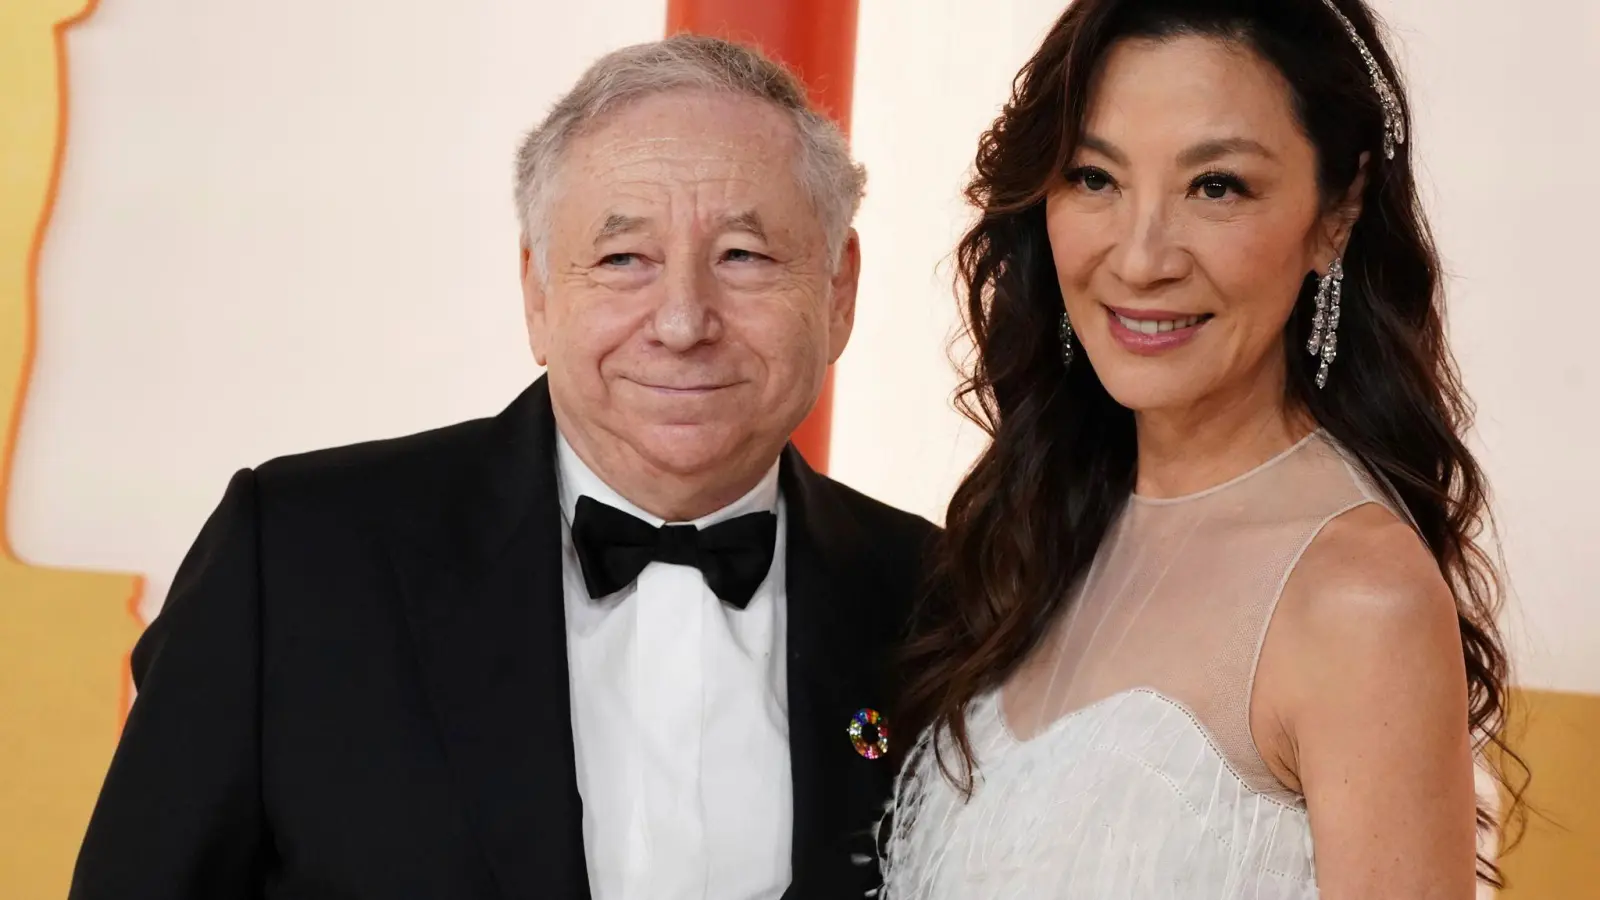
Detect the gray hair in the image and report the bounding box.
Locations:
[514,34,866,277]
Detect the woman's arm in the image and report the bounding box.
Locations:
[1254,503,1479,900]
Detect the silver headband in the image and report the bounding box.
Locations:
[1318,0,1406,159]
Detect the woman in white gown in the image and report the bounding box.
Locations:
[882,1,1524,898]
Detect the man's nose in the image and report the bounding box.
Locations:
[650,253,722,352]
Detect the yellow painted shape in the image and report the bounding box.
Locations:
[1,1,145,896]
[1497,687,1600,898]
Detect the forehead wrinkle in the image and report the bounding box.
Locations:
[594,173,794,229]
[590,154,785,190]
[559,129,815,256]
[577,112,802,175]
[583,132,787,168]
[578,151,783,217]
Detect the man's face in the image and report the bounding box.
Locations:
[523,90,858,502]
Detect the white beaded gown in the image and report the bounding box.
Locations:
[880,431,1404,900]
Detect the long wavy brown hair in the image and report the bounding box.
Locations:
[899,0,1526,884]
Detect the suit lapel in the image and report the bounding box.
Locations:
[392,378,591,900]
[781,448,902,900]
[389,399,902,899]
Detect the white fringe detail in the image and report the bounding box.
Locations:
[878,690,1319,900]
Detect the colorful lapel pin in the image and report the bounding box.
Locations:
[848,708,889,759]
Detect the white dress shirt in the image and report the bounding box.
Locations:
[556,434,792,900]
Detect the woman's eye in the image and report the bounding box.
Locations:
[1193,173,1249,200]
[1076,168,1112,192]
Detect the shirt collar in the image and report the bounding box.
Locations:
[555,430,781,529]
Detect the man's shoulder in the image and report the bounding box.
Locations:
[248,409,510,519]
[791,463,940,581]
[808,472,938,543]
[258,413,495,475]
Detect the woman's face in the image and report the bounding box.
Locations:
[1046,35,1354,415]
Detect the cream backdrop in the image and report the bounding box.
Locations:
[7,0,1596,894]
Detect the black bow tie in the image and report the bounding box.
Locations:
[570,495,778,609]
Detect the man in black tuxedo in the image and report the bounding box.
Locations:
[71,35,934,900]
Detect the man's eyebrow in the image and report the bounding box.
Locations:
[593,213,648,246]
[718,210,767,240]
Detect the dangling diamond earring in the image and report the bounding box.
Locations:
[1059,311,1075,368]
[1306,259,1343,389]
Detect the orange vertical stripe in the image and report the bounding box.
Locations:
[664,0,859,474]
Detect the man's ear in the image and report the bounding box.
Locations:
[826,229,861,364]
[521,244,550,366]
[1316,151,1371,264]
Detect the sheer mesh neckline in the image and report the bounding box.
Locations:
[1130,429,1323,506]
[996,429,1393,801]
[881,430,1393,900]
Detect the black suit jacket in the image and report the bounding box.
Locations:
[71,378,936,900]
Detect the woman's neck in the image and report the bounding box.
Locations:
[1132,372,1314,500]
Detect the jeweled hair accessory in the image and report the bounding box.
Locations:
[1318,0,1406,159]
